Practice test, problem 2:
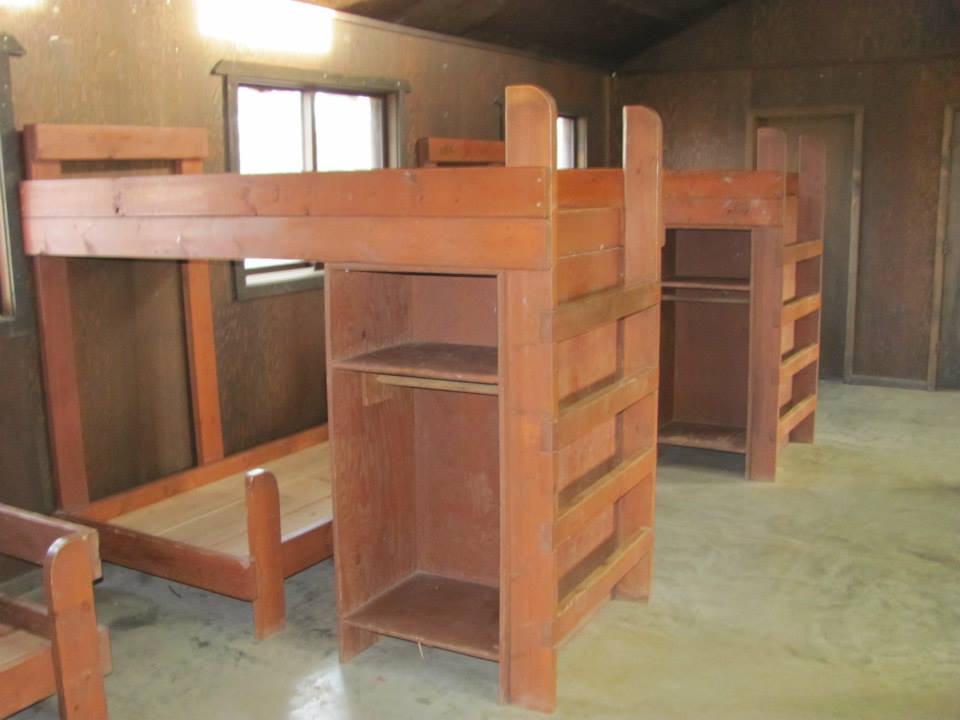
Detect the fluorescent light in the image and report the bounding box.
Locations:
[0,0,42,8]
[196,0,334,55]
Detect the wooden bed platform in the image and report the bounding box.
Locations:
[19,85,662,713]
[659,130,826,481]
[22,123,333,640]
[0,505,111,719]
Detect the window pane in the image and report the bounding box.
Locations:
[237,86,304,174]
[314,91,385,171]
[557,116,576,170]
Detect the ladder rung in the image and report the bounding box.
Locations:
[554,528,653,643]
[780,342,819,382]
[555,447,655,546]
[782,293,820,324]
[779,394,817,441]
[783,239,823,265]
[543,281,660,342]
[547,367,657,451]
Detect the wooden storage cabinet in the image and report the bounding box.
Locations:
[660,229,751,453]
[327,270,501,661]
[659,130,826,481]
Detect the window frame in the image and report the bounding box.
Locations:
[0,35,31,338]
[214,61,410,301]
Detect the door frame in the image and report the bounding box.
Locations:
[929,104,957,389]
[745,106,864,383]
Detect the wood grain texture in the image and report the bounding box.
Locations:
[500,84,559,713]
[246,470,285,640]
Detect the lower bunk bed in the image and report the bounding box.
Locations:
[57,426,332,640]
[22,122,334,639]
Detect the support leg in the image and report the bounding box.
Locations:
[46,535,109,720]
[246,470,285,640]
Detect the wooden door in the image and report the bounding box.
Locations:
[938,107,960,389]
[755,113,858,379]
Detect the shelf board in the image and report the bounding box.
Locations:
[345,573,499,661]
[662,277,750,292]
[659,421,746,454]
[335,342,498,385]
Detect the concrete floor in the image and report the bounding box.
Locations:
[11,382,960,719]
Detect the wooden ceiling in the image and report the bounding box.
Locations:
[316,0,734,68]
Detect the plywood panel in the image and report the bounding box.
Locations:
[414,390,500,586]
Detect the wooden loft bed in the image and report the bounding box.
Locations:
[0,504,110,719]
[659,129,826,481]
[415,136,505,167]
[23,123,332,640]
[19,85,663,713]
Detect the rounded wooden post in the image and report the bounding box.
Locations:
[45,534,109,720]
[501,84,559,713]
[616,105,663,600]
[748,128,788,482]
[246,469,285,639]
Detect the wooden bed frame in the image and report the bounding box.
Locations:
[19,86,662,712]
[23,123,332,640]
[0,504,110,719]
[658,129,826,481]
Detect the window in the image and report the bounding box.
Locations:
[557,115,587,169]
[216,62,408,299]
[0,36,30,337]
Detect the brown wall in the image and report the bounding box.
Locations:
[0,0,609,544]
[614,0,960,383]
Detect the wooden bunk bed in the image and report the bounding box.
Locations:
[0,504,110,719]
[24,123,332,640]
[658,129,826,481]
[20,85,662,713]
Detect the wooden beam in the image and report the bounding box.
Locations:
[0,505,100,577]
[24,216,551,271]
[543,280,659,343]
[24,124,207,162]
[76,425,327,522]
[21,167,549,219]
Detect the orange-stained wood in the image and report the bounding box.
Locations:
[500,83,560,714]
[246,470,286,640]
[0,504,109,720]
[25,123,206,162]
[415,137,505,167]
[24,216,551,271]
[21,167,549,219]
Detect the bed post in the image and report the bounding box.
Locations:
[23,128,90,510]
[500,84,559,713]
[45,534,109,719]
[790,136,826,443]
[615,106,663,599]
[747,128,788,481]
[245,469,285,639]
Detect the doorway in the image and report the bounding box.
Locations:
[933,106,960,389]
[746,108,863,381]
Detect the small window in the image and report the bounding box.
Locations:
[234,85,388,296]
[557,115,588,169]
[217,62,408,300]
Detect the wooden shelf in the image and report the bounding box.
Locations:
[658,421,746,454]
[344,574,500,661]
[662,277,749,292]
[334,342,498,385]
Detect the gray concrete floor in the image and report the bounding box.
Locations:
[11,382,960,719]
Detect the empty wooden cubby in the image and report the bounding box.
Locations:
[325,86,662,711]
[659,129,826,481]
